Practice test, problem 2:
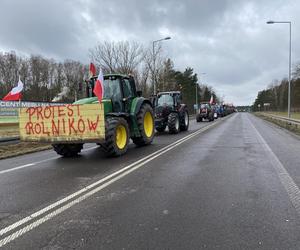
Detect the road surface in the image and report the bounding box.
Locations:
[0,113,299,249]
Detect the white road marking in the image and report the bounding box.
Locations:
[0,163,35,175]
[248,115,300,215]
[0,146,99,175]
[0,118,225,247]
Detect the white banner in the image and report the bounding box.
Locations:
[0,101,67,116]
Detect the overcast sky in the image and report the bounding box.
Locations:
[0,0,299,105]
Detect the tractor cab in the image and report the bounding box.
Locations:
[85,74,138,113]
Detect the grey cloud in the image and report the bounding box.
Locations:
[0,0,299,105]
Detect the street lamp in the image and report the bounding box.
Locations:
[267,20,292,118]
[152,36,171,95]
[195,73,206,113]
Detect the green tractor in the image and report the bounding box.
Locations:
[52,74,155,157]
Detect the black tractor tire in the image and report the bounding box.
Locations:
[101,117,129,157]
[168,112,180,134]
[180,110,189,131]
[52,143,83,157]
[208,114,214,122]
[156,126,166,133]
[132,103,155,146]
[196,114,202,122]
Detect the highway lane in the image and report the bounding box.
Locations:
[1,113,300,249]
[0,117,220,233]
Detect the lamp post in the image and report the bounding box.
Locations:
[195,73,206,113]
[152,36,171,95]
[267,20,292,118]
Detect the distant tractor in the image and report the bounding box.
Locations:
[196,102,215,122]
[154,91,189,134]
[19,74,155,157]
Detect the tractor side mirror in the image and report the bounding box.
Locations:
[137,90,142,97]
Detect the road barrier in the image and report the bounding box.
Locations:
[256,112,300,134]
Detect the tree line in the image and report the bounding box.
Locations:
[0,41,219,112]
[253,63,300,112]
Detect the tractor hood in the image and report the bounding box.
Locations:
[155,105,172,118]
[73,97,113,114]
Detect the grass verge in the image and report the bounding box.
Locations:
[0,142,52,160]
[0,124,19,137]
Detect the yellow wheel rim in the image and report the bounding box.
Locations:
[116,125,127,150]
[144,111,154,138]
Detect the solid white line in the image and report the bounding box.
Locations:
[0,146,99,176]
[0,164,35,175]
[248,115,300,215]
[0,119,222,247]
[0,123,213,237]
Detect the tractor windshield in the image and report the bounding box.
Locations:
[103,78,122,100]
[157,94,173,106]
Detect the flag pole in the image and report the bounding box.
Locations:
[18,76,22,119]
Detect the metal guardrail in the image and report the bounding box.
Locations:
[261,113,300,125]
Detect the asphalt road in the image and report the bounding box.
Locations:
[0,113,299,249]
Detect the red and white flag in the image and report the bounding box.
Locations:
[2,78,24,101]
[89,63,96,78]
[93,68,104,103]
[209,95,214,104]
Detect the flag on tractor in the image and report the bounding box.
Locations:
[89,63,96,78]
[2,77,24,101]
[209,95,214,104]
[93,68,104,103]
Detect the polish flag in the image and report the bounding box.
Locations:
[209,95,214,104]
[89,63,96,78]
[93,68,104,103]
[2,78,24,101]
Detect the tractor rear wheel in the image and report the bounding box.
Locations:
[52,143,83,157]
[102,117,129,156]
[132,103,155,146]
[180,110,189,131]
[168,113,180,134]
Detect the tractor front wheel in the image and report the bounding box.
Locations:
[52,144,83,157]
[168,113,180,134]
[102,117,129,156]
[132,103,155,146]
[196,114,202,122]
[156,125,166,133]
[180,110,189,131]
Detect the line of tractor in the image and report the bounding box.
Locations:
[19,74,235,158]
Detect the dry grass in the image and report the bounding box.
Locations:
[0,124,19,137]
[0,142,52,159]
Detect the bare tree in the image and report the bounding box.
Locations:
[89,41,144,75]
[63,60,85,101]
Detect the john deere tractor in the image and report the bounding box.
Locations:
[154,91,189,134]
[52,74,155,157]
